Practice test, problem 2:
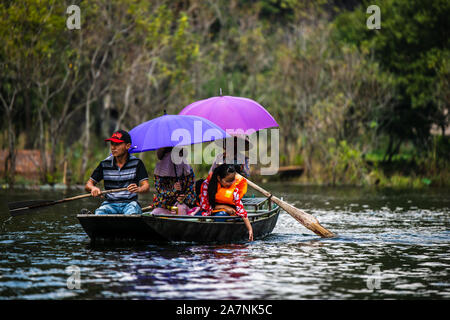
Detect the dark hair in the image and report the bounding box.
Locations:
[195,179,204,203]
[232,162,244,176]
[208,164,236,208]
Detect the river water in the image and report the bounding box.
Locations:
[0,184,449,300]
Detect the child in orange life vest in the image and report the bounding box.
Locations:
[198,164,253,241]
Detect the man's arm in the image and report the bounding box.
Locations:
[127,179,150,194]
[127,159,150,194]
[85,163,103,197]
[85,178,102,197]
[139,179,150,193]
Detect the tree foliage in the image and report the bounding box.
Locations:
[0,0,448,186]
[333,0,450,154]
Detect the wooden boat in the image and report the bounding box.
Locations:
[77,197,280,243]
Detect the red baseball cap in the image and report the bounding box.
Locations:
[105,130,132,144]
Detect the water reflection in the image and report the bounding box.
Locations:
[0,186,449,299]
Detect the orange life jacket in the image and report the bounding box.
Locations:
[211,172,247,207]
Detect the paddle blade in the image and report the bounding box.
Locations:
[8,200,51,210]
[245,178,335,238]
[8,200,56,216]
[273,197,335,238]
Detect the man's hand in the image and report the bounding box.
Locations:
[90,186,102,197]
[177,194,185,203]
[127,183,140,193]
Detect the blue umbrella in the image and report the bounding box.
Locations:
[128,114,231,153]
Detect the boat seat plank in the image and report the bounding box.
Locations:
[241,197,269,207]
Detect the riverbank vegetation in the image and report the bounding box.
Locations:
[1,0,448,188]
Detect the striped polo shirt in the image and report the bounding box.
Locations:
[90,154,149,203]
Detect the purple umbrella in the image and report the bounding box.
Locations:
[179,95,278,133]
[128,114,231,153]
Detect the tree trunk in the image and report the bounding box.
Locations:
[383,135,393,163]
[0,89,18,188]
[115,83,132,131]
[282,132,289,166]
[6,120,17,188]
[388,139,402,163]
[49,123,58,182]
[37,108,48,184]
[24,90,34,149]
[102,93,112,138]
[80,88,93,183]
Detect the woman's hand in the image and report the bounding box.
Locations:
[225,207,236,215]
[214,204,236,215]
[177,194,185,203]
[243,217,253,242]
[248,229,254,242]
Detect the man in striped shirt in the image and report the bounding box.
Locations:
[84,130,150,215]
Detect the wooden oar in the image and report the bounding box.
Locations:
[8,188,129,216]
[245,179,335,238]
[142,205,153,213]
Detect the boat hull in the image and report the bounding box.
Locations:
[77,198,279,243]
[77,214,166,242]
[142,211,279,242]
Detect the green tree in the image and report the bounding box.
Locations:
[333,0,450,160]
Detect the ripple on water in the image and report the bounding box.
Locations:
[0,187,449,299]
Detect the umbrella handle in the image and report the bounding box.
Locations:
[172,164,189,204]
[173,163,178,179]
[173,163,182,201]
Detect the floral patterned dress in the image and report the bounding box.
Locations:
[152,167,197,209]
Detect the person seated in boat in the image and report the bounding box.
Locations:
[152,147,196,214]
[83,130,150,215]
[209,135,251,177]
[181,178,204,216]
[199,164,253,241]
